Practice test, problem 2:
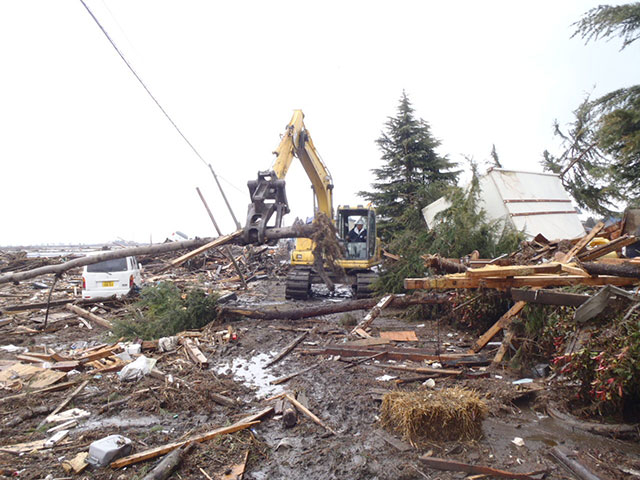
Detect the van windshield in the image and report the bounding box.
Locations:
[87,258,128,273]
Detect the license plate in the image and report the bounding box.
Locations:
[102,281,115,287]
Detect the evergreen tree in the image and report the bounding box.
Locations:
[359,92,458,240]
[543,3,640,213]
[490,144,503,168]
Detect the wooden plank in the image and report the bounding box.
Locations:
[492,329,515,365]
[343,337,390,347]
[111,421,260,469]
[368,364,462,376]
[76,344,120,363]
[465,263,561,278]
[469,301,526,353]
[577,234,637,262]
[404,275,638,290]
[511,288,590,307]
[301,345,488,364]
[271,364,320,385]
[266,331,308,367]
[379,331,418,342]
[61,452,89,474]
[558,221,605,262]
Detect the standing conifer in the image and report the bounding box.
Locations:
[359,92,458,240]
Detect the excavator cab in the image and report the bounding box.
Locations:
[337,207,377,261]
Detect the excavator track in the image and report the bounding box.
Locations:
[355,271,378,299]
[285,268,312,300]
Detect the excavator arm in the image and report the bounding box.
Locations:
[243,110,333,243]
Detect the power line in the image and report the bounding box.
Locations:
[78,0,241,197]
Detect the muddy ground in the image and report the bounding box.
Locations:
[1,273,639,479]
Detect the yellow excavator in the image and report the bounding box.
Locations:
[243,110,381,299]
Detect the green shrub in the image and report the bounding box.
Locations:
[112,282,219,340]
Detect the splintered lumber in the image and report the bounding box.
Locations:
[404,274,638,290]
[141,442,196,480]
[351,294,393,337]
[582,261,640,279]
[558,221,605,262]
[61,452,89,474]
[578,235,638,262]
[0,238,214,285]
[422,254,468,273]
[469,301,526,353]
[182,338,209,367]
[419,456,545,480]
[66,304,112,329]
[511,288,590,307]
[111,421,260,469]
[220,450,249,480]
[549,446,603,480]
[284,393,337,436]
[266,331,308,367]
[222,293,451,320]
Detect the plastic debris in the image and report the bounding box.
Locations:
[118,355,157,382]
[87,435,132,467]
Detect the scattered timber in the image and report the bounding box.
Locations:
[558,221,605,262]
[2,296,118,313]
[405,274,638,290]
[469,301,526,353]
[66,304,112,329]
[419,455,547,480]
[266,331,308,367]
[0,238,214,285]
[549,446,603,480]
[367,363,462,376]
[577,235,637,262]
[222,293,451,320]
[351,294,393,337]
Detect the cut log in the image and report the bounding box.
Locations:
[547,406,638,437]
[581,261,640,279]
[222,293,451,321]
[422,254,468,273]
[405,275,638,290]
[282,398,298,428]
[469,301,526,353]
[66,304,112,329]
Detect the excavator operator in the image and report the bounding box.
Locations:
[348,218,367,243]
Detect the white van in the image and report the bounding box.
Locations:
[82,255,142,299]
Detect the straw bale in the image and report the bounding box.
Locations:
[380,387,487,443]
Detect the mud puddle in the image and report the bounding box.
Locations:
[216,352,283,399]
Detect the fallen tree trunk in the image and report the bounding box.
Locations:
[221,293,452,320]
[581,261,640,279]
[422,254,468,274]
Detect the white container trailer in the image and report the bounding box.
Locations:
[422,169,585,241]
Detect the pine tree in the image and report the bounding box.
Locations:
[359,92,458,239]
[544,3,640,213]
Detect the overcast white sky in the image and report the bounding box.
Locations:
[1,1,638,246]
